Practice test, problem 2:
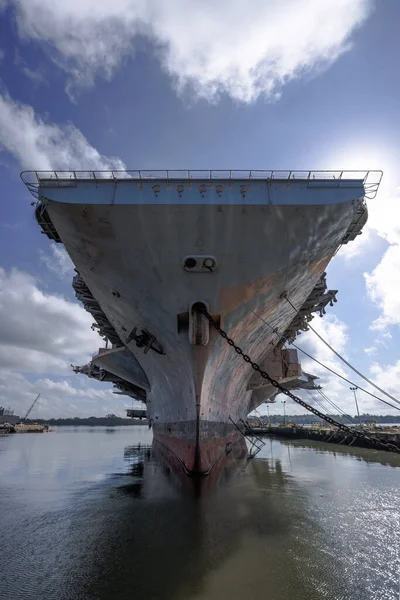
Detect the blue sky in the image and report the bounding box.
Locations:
[1,0,400,419]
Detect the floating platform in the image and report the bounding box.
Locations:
[10,423,50,433]
[251,425,400,452]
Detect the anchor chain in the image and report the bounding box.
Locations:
[201,309,400,455]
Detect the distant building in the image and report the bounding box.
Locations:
[0,407,19,425]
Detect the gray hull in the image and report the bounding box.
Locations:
[29,172,371,473]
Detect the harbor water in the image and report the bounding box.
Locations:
[0,426,399,600]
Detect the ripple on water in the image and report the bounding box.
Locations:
[0,428,399,600]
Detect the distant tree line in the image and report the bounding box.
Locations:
[29,415,148,426]
[253,413,400,425]
[28,413,400,427]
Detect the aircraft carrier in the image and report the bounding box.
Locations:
[23,169,381,474]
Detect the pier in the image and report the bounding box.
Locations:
[250,424,400,452]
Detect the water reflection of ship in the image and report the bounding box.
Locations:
[124,443,152,478]
[62,437,396,600]
[82,446,334,600]
[120,437,248,499]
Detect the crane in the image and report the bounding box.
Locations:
[23,393,41,421]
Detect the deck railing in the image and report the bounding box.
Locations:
[21,169,383,200]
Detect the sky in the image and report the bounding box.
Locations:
[1,0,400,420]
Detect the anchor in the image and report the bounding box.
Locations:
[127,327,165,355]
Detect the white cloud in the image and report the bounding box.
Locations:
[379,332,392,343]
[5,0,372,102]
[0,93,126,170]
[336,182,400,263]
[0,267,136,417]
[364,346,378,356]
[297,317,350,398]
[361,181,400,332]
[22,66,49,87]
[36,378,111,399]
[337,227,372,261]
[267,313,399,416]
[0,267,101,375]
[0,346,70,375]
[40,243,74,279]
[0,92,129,417]
[336,175,400,333]
[298,314,349,370]
[3,222,22,231]
[0,372,133,418]
[366,185,400,246]
[365,244,400,330]
[12,46,49,86]
[369,361,400,409]
[296,314,400,415]
[266,314,355,416]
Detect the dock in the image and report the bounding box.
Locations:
[250,424,400,452]
[9,423,50,433]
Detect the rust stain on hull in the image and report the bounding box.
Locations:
[309,254,333,276]
[218,273,276,315]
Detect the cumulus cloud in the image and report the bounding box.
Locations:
[13,47,49,86]
[367,186,400,246]
[0,346,70,375]
[22,66,49,87]
[335,172,400,334]
[361,186,400,329]
[337,226,372,261]
[4,0,373,102]
[0,267,137,417]
[365,244,400,330]
[262,313,397,416]
[0,93,126,170]
[0,92,129,416]
[261,314,353,416]
[40,243,74,279]
[0,267,101,375]
[335,178,398,264]
[369,361,400,403]
[294,315,350,401]
[378,331,392,344]
[299,314,349,367]
[296,314,400,415]
[0,372,133,418]
[364,346,378,356]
